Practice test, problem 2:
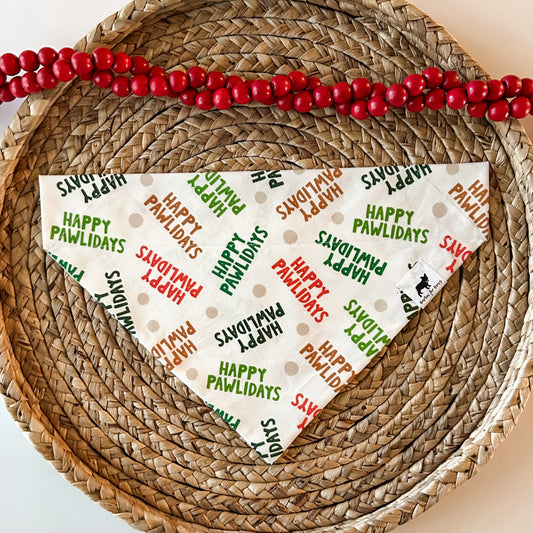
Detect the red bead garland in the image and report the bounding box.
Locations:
[0,45,532,124]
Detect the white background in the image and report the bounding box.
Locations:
[1,1,533,532]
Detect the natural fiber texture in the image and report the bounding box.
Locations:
[1,0,532,532]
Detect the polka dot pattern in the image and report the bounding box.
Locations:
[296,323,310,336]
[128,213,144,228]
[147,320,160,332]
[140,173,154,186]
[283,230,298,244]
[205,307,218,319]
[433,202,448,218]
[186,368,198,381]
[253,284,266,298]
[284,362,299,376]
[137,293,149,305]
[374,299,388,312]
[446,163,460,175]
[255,191,268,204]
[331,212,344,225]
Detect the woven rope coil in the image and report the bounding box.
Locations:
[1,0,533,531]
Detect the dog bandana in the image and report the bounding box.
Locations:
[39,161,489,462]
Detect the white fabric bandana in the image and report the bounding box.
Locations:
[39,162,489,462]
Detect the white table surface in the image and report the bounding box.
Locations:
[1,1,532,532]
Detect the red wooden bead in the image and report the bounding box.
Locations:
[92,47,114,70]
[111,76,131,97]
[130,75,150,96]
[368,95,389,116]
[77,70,94,81]
[149,65,166,78]
[187,66,207,88]
[37,47,57,67]
[510,96,531,119]
[21,72,41,93]
[520,78,533,98]
[351,77,372,99]
[19,50,39,72]
[263,92,276,106]
[487,99,510,121]
[271,75,291,97]
[441,70,462,91]
[293,91,313,113]
[0,53,20,76]
[0,72,5,86]
[406,94,425,113]
[52,59,75,82]
[446,87,467,109]
[370,83,387,98]
[149,76,169,97]
[71,52,93,76]
[276,93,294,111]
[385,84,408,107]
[335,101,352,116]
[92,69,114,89]
[0,85,15,102]
[425,88,446,110]
[332,82,352,104]
[206,71,225,91]
[306,77,321,91]
[232,83,251,104]
[350,100,369,120]
[112,52,132,74]
[501,74,522,97]
[251,79,272,104]
[467,101,488,118]
[169,71,188,93]
[403,74,426,96]
[8,77,28,98]
[213,87,233,109]
[486,79,505,101]
[131,56,150,76]
[196,90,214,110]
[225,75,242,89]
[465,80,488,103]
[288,71,307,92]
[58,47,75,61]
[36,67,58,90]
[313,85,332,108]
[180,87,198,106]
[422,67,443,88]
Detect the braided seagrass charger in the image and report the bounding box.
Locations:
[1,0,533,531]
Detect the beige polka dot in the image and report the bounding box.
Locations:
[433,202,448,218]
[284,361,299,376]
[374,299,388,312]
[137,293,150,305]
[446,163,460,175]
[293,168,305,175]
[296,323,310,336]
[255,191,268,204]
[140,173,154,186]
[283,230,298,244]
[148,320,160,332]
[206,307,218,319]
[331,212,344,225]
[253,284,267,298]
[129,213,144,228]
[186,368,198,381]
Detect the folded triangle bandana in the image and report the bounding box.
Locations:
[39,161,489,462]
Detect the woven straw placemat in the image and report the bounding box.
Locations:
[1,0,533,531]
